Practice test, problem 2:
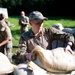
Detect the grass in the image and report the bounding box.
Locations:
[8,16,75,64]
[44,16,75,28]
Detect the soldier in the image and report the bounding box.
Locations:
[17,11,75,62]
[14,11,74,75]
[19,11,29,35]
[0,13,11,27]
[0,13,12,62]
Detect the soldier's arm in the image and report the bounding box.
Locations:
[50,27,74,45]
[21,17,29,25]
[17,36,27,61]
[0,37,9,47]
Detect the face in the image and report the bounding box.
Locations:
[21,11,25,17]
[30,20,43,29]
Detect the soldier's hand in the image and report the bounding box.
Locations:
[65,45,74,55]
[26,53,32,61]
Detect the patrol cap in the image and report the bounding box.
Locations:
[29,11,48,21]
[0,21,6,31]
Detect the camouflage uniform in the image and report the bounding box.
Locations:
[19,16,29,34]
[0,21,12,62]
[17,27,74,62]
[5,19,11,27]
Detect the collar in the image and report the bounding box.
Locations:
[29,28,44,37]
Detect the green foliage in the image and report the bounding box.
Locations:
[0,0,59,15]
[0,0,75,16]
[8,16,20,46]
